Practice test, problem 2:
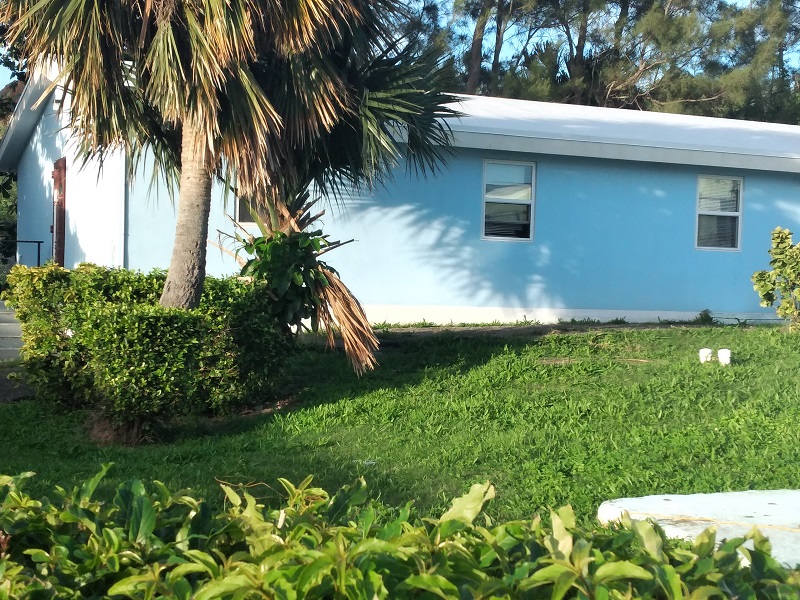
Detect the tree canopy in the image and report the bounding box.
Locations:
[401,0,800,122]
[1,0,456,308]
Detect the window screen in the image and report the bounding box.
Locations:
[483,161,535,240]
[696,176,741,250]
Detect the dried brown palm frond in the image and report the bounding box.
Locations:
[214,193,378,373]
[314,267,379,374]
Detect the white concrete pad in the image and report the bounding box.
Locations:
[598,490,800,568]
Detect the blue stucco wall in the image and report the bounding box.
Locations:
[18,114,798,322]
[125,158,243,277]
[320,148,800,321]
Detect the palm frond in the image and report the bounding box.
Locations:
[315,268,379,375]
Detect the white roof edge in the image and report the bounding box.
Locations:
[447,95,800,173]
[452,131,800,174]
[0,66,58,171]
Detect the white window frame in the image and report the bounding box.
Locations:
[695,175,743,252]
[481,160,536,242]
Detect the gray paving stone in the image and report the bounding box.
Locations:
[598,490,800,568]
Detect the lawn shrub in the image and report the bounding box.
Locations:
[752,227,800,330]
[81,305,230,431]
[1,468,798,599]
[2,264,290,430]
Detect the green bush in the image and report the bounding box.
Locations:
[2,468,798,599]
[1,264,290,428]
[753,227,800,330]
[81,305,230,427]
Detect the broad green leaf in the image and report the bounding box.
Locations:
[194,575,255,600]
[168,563,209,580]
[657,564,684,600]
[692,527,717,558]
[129,495,156,545]
[349,538,405,558]
[440,482,495,525]
[634,519,665,562]
[528,564,576,584]
[183,550,220,577]
[326,478,368,523]
[79,463,112,503]
[595,561,653,584]
[23,549,49,563]
[552,570,578,600]
[749,549,787,582]
[404,574,460,599]
[295,556,334,593]
[555,505,576,530]
[438,518,467,539]
[102,528,121,552]
[221,484,242,507]
[106,554,120,573]
[170,577,192,600]
[549,511,573,560]
[108,574,153,596]
[689,586,726,600]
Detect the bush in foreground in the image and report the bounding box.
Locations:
[1,468,798,599]
[2,264,290,435]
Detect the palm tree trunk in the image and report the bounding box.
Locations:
[465,0,494,94]
[159,123,214,309]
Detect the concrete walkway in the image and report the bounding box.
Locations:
[0,300,21,362]
[598,490,800,568]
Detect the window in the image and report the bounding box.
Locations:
[483,161,535,240]
[696,176,742,250]
[237,198,270,225]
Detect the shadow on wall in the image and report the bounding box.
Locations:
[323,152,800,318]
[322,155,693,316]
[335,200,561,312]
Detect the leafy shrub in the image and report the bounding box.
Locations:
[2,263,82,404]
[753,227,800,330]
[240,228,334,333]
[1,264,290,430]
[81,305,229,429]
[2,468,798,599]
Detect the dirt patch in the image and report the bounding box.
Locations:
[86,412,122,446]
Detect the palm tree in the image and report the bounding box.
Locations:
[0,0,455,309]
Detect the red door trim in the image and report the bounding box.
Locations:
[52,157,66,267]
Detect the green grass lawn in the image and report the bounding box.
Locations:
[2,325,800,525]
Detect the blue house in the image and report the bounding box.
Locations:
[1,70,798,324]
[320,95,800,324]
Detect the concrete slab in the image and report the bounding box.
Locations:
[0,336,22,350]
[0,311,17,324]
[0,348,21,362]
[0,322,21,336]
[598,490,800,568]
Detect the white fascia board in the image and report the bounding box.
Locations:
[450,129,800,173]
[0,66,59,171]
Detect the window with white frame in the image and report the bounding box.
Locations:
[483,161,535,240]
[696,176,742,250]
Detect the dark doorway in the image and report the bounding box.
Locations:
[51,157,66,266]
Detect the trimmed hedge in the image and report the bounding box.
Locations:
[1,468,798,598]
[2,264,291,428]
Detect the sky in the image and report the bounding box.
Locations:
[0,65,13,87]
